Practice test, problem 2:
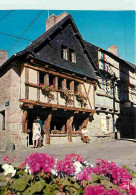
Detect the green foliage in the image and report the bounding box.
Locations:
[100,180,118,190]
[11,175,30,192]
[23,179,45,195]
[123,165,136,178]
[43,183,60,195]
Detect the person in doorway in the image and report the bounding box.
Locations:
[80,126,90,144]
[37,116,43,147]
[32,119,42,148]
[37,116,42,130]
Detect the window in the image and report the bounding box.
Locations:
[49,75,55,87]
[0,111,5,130]
[67,80,71,90]
[74,82,80,92]
[69,49,76,63]
[61,45,68,60]
[58,77,64,89]
[39,72,45,85]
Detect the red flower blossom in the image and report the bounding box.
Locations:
[3,156,10,163]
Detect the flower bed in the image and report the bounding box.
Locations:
[0,153,136,195]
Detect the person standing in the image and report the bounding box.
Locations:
[37,116,42,132]
[37,116,43,147]
[32,119,42,148]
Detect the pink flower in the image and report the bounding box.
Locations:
[56,159,75,175]
[76,167,94,181]
[104,189,123,195]
[84,185,106,195]
[3,156,10,163]
[20,153,55,174]
[13,156,17,162]
[119,182,136,195]
[84,186,123,195]
[96,159,131,185]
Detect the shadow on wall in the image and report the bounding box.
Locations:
[117,62,136,139]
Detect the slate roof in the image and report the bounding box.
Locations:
[83,40,98,67]
[0,14,98,80]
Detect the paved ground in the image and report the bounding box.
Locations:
[0,140,136,170]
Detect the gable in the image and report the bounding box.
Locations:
[31,23,96,80]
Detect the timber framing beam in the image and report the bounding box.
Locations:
[23,63,96,85]
[19,99,96,113]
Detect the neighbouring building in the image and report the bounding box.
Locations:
[84,42,136,139]
[0,12,135,150]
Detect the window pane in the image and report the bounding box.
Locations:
[39,72,45,85]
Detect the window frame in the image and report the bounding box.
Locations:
[61,45,68,61]
[69,49,76,63]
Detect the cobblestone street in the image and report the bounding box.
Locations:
[0,140,136,170]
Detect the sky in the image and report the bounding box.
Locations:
[0,10,135,64]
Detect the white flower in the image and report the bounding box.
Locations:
[25,164,31,174]
[2,164,16,177]
[83,161,94,167]
[73,161,82,174]
[51,169,58,176]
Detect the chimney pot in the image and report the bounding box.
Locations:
[46,12,68,31]
[108,45,118,56]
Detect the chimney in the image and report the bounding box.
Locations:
[46,12,68,31]
[108,45,118,56]
[0,50,8,67]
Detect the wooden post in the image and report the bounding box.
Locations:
[55,77,59,104]
[44,113,52,144]
[22,110,28,133]
[25,67,29,99]
[66,116,74,142]
[37,71,40,101]
[62,79,66,89]
[71,81,74,107]
[81,116,89,129]
[45,74,49,85]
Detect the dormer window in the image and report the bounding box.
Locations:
[61,45,68,60]
[69,49,76,63]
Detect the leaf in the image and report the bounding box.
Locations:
[68,177,77,182]
[11,175,30,192]
[100,180,118,189]
[91,174,99,183]
[132,173,136,178]
[24,179,45,195]
[98,175,107,181]
[73,182,81,190]
[65,186,75,194]
[43,183,59,195]
[0,173,7,184]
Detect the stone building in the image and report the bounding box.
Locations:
[0,13,97,149]
[0,12,135,150]
[84,42,136,139]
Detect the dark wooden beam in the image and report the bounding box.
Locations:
[23,63,96,85]
[44,113,52,145]
[25,67,29,99]
[37,71,40,101]
[66,116,74,142]
[83,83,92,109]
[20,99,96,113]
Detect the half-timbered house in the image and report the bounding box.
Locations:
[0,13,98,149]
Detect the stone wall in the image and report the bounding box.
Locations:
[9,65,27,149]
[0,67,12,150]
[0,63,27,150]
